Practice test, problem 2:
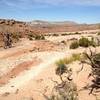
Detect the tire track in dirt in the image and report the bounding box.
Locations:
[0,48,33,59]
[0,58,41,86]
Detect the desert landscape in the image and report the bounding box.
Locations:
[0,18,100,100]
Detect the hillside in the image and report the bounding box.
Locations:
[0,19,100,34]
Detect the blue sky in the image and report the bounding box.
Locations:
[0,0,100,24]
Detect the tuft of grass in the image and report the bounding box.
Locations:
[56,60,67,75]
[56,59,65,66]
[56,53,82,66]
[63,53,81,64]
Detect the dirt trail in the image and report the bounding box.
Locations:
[0,59,41,86]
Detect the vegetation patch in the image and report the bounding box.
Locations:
[28,33,34,40]
[28,33,45,40]
[79,37,90,47]
[12,32,22,42]
[44,56,78,100]
[81,50,100,94]
[70,41,79,49]
[97,32,100,35]
[56,53,83,66]
[70,37,97,49]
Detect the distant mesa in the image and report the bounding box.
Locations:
[0,18,100,34]
[27,20,78,26]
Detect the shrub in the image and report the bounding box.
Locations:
[82,50,100,94]
[28,33,45,40]
[79,37,96,47]
[28,36,33,40]
[70,41,79,49]
[47,57,78,100]
[34,34,45,40]
[93,53,100,65]
[28,33,34,40]
[12,32,22,41]
[56,60,67,75]
[97,32,100,35]
[52,34,59,36]
[89,37,96,47]
[75,32,81,35]
[61,40,66,44]
[79,37,90,47]
[61,33,67,36]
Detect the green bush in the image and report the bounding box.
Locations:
[56,60,67,75]
[97,32,100,35]
[70,41,79,49]
[79,37,96,47]
[79,37,90,47]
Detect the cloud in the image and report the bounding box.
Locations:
[1,0,100,9]
[33,0,100,6]
[31,0,100,6]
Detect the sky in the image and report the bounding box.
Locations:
[0,0,100,24]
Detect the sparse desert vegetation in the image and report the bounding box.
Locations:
[28,33,45,40]
[70,36,97,49]
[0,19,100,100]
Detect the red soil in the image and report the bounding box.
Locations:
[0,58,41,86]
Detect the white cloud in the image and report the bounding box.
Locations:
[32,0,100,6]
[1,0,100,9]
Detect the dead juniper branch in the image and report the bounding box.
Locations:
[80,49,100,94]
[42,62,78,100]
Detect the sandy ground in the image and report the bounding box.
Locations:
[0,34,100,100]
[0,61,99,100]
